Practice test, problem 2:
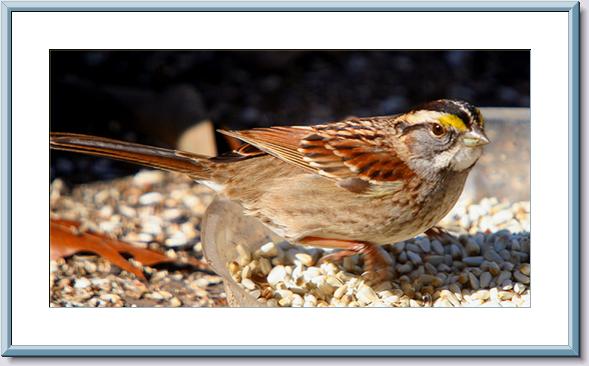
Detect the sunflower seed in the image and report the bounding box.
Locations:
[480,271,492,288]
[431,240,445,255]
[463,256,484,266]
[513,271,530,284]
[468,272,480,290]
[519,263,531,276]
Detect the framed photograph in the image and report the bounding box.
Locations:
[1,1,580,357]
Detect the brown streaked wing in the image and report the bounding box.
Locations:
[218,121,414,193]
[218,126,316,173]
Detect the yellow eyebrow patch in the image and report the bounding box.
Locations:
[438,114,468,132]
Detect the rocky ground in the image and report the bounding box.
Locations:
[50,170,530,308]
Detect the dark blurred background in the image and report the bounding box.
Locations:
[50,50,530,184]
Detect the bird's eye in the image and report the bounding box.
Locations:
[431,123,446,137]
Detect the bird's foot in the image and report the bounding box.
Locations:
[360,244,394,283]
[425,226,457,245]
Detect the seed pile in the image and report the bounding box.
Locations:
[51,171,530,308]
[229,197,530,307]
[50,171,226,307]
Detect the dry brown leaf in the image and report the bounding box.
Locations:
[50,218,206,280]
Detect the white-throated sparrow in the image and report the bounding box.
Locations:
[51,99,489,280]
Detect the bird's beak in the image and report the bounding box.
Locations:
[462,129,490,147]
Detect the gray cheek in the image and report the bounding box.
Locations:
[409,131,445,159]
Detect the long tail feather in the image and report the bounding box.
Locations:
[50,132,213,179]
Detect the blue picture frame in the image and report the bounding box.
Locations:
[0,1,580,357]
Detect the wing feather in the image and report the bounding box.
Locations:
[218,118,414,194]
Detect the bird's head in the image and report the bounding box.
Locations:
[393,99,490,175]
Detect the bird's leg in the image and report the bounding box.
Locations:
[425,226,456,244]
[299,237,393,282]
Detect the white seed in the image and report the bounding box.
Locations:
[471,289,490,300]
[449,284,462,299]
[498,291,514,300]
[266,299,278,307]
[259,242,278,257]
[294,253,314,266]
[325,275,344,288]
[519,263,531,276]
[235,244,251,266]
[501,280,514,291]
[133,170,164,186]
[459,215,472,228]
[291,294,304,307]
[228,261,240,276]
[441,290,461,307]
[356,285,379,305]
[275,289,294,304]
[169,297,182,307]
[333,284,348,299]
[468,204,486,221]
[74,278,91,289]
[303,294,318,307]
[258,258,272,276]
[434,298,454,307]
[241,265,251,280]
[316,283,336,298]
[139,192,163,205]
[303,267,323,282]
[514,282,526,294]
[119,205,137,218]
[241,278,256,290]
[267,265,289,287]
[520,292,531,306]
[139,221,161,238]
[409,299,422,307]
[490,287,499,302]
[320,262,339,275]
[384,295,401,304]
[492,210,513,225]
